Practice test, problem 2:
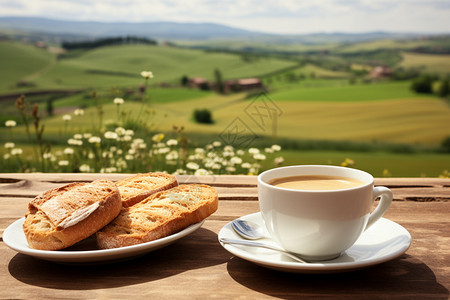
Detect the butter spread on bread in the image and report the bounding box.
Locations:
[96,184,218,249]
[115,172,178,207]
[23,180,121,251]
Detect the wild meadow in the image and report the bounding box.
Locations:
[1,74,284,175]
[0,38,449,177]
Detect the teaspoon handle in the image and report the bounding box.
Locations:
[219,237,308,263]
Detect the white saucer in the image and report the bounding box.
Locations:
[3,217,203,264]
[218,212,411,273]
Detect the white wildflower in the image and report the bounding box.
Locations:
[195,148,205,154]
[133,138,145,145]
[212,141,221,147]
[74,108,84,116]
[271,144,281,151]
[116,158,127,170]
[122,135,132,142]
[4,142,15,149]
[230,156,243,165]
[254,154,266,160]
[212,163,221,170]
[11,148,23,155]
[226,166,236,173]
[113,98,124,105]
[68,138,82,146]
[58,160,69,166]
[125,154,134,160]
[241,162,251,169]
[166,139,178,146]
[165,150,179,160]
[88,136,101,144]
[265,147,274,153]
[3,153,10,160]
[274,156,285,165]
[79,164,91,172]
[63,148,74,155]
[115,127,126,135]
[104,131,118,140]
[140,71,154,79]
[158,147,170,154]
[83,133,92,139]
[186,162,200,170]
[62,114,72,121]
[173,169,187,175]
[195,168,209,175]
[5,120,16,127]
[249,148,259,154]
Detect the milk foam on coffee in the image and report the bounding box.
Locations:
[269,175,365,191]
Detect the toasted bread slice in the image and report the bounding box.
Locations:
[96,184,218,249]
[23,180,121,251]
[116,172,178,207]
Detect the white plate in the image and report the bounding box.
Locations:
[218,212,411,273]
[3,217,204,264]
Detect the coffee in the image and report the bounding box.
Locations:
[269,175,365,191]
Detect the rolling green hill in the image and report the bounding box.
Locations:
[0,42,298,94]
[0,41,55,91]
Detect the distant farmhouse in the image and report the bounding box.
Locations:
[370,66,393,79]
[188,77,263,93]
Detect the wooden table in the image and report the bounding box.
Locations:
[1,173,449,299]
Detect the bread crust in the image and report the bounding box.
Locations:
[23,180,121,251]
[96,184,218,249]
[115,173,178,207]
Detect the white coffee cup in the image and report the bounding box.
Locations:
[257,165,393,261]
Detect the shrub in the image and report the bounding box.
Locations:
[441,136,450,153]
[193,109,213,124]
[411,74,435,94]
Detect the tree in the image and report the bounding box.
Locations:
[438,77,450,98]
[181,75,189,86]
[411,74,434,94]
[214,69,224,94]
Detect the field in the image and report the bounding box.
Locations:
[399,52,450,75]
[0,39,449,176]
[0,43,297,94]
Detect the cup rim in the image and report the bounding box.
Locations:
[258,165,374,193]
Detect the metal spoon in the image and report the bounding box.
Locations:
[219,237,309,263]
[231,219,267,240]
[227,219,309,263]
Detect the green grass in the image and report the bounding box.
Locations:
[34,45,297,90]
[399,52,450,75]
[0,41,55,91]
[2,82,449,147]
[269,81,427,102]
[0,42,298,93]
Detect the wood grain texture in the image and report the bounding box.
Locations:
[0,174,449,299]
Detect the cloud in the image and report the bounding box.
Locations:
[0,0,449,34]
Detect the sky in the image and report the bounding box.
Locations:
[0,0,449,35]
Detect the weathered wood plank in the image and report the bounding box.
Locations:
[1,173,448,188]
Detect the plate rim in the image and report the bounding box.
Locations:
[218,212,411,273]
[4,217,204,263]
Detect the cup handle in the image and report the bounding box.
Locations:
[365,186,393,230]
